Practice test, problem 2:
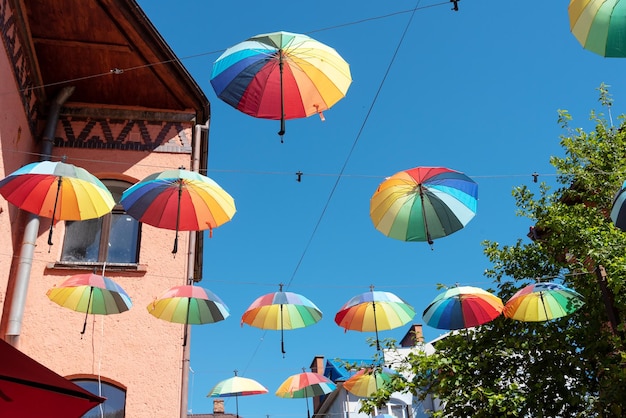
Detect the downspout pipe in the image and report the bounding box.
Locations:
[180,118,209,418]
[5,86,74,347]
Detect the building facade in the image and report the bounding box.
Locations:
[0,1,209,416]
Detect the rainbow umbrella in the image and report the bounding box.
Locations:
[343,367,397,398]
[207,371,268,418]
[370,166,478,245]
[0,159,115,245]
[423,286,503,330]
[242,284,322,356]
[46,273,132,335]
[335,287,415,352]
[569,0,626,57]
[147,284,229,346]
[504,282,585,322]
[610,179,626,230]
[211,30,352,140]
[120,168,236,253]
[276,371,336,418]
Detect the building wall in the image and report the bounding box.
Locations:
[0,3,198,414]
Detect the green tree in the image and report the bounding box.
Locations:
[364,86,626,417]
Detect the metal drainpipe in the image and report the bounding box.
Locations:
[5,86,75,347]
[180,119,209,418]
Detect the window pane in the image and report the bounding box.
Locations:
[61,218,103,262]
[107,213,139,264]
[72,379,126,418]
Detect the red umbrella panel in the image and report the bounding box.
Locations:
[0,338,105,416]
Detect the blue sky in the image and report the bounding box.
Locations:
[138,1,626,416]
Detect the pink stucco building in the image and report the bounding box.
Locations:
[0,1,210,416]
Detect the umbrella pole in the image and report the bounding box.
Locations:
[183,297,191,347]
[372,300,381,352]
[172,180,183,254]
[235,393,239,418]
[539,291,550,321]
[278,50,285,141]
[418,185,434,245]
[280,303,286,357]
[47,176,63,247]
[81,286,94,336]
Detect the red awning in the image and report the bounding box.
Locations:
[0,338,105,417]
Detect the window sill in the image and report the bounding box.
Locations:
[46,262,148,274]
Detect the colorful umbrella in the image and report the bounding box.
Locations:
[120,167,236,253]
[343,367,396,398]
[422,286,504,330]
[207,371,268,418]
[370,166,478,245]
[210,30,352,139]
[276,371,336,418]
[0,159,115,245]
[46,272,132,335]
[241,284,322,356]
[569,0,626,57]
[334,286,415,352]
[147,284,229,346]
[611,179,626,230]
[504,282,585,322]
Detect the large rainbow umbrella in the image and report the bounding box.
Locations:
[370,166,478,245]
[46,273,132,335]
[0,159,115,245]
[120,168,236,253]
[147,284,229,346]
[276,371,336,418]
[343,367,397,398]
[423,286,503,330]
[569,0,626,57]
[504,282,585,322]
[335,287,415,352]
[207,371,268,418]
[210,30,352,139]
[242,284,322,356]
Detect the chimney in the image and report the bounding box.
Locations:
[213,399,224,414]
[400,324,424,347]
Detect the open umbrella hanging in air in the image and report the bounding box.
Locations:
[120,167,236,254]
[241,283,322,356]
[343,366,397,398]
[147,284,229,346]
[335,286,415,352]
[610,179,626,230]
[46,272,132,335]
[207,371,268,418]
[504,282,585,322]
[569,0,626,57]
[422,285,503,330]
[276,370,336,418]
[0,159,115,246]
[211,30,352,141]
[370,166,478,245]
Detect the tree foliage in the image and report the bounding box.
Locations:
[364,86,626,417]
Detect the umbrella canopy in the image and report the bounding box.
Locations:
[504,282,585,322]
[46,273,132,335]
[334,287,415,351]
[343,367,396,398]
[120,168,236,253]
[147,284,230,346]
[208,372,268,418]
[611,179,626,230]
[242,284,322,355]
[569,0,626,57]
[370,166,478,244]
[276,371,335,418]
[211,30,352,139]
[423,286,504,330]
[0,338,105,416]
[0,159,115,245]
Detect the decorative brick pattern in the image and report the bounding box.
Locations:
[55,116,192,153]
[0,0,39,136]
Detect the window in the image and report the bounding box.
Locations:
[61,179,140,265]
[72,378,126,418]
